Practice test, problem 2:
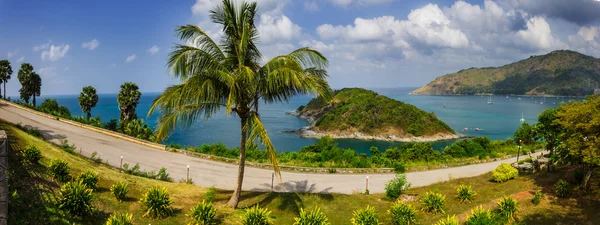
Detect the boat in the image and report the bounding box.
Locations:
[463,127,469,131]
[474,128,480,131]
[487,95,493,105]
[520,113,525,123]
[443,103,446,108]
[518,97,521,100]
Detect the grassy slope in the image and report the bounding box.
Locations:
[412,50,600,96]
[300,88,455,137]
[6,120,600,224]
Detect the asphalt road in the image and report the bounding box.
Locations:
[0,101,539,194]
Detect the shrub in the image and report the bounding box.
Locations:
[294,206,330,225]
[492,163,518,183]
[49,159,70,182]
[351,206,380,225]
[156,167,172,182]
[58,180,94,217]
[497,196,518,220]
[555,179,570,198]
[532,190,542,205]
[111,182,129,201]
[205,186,216,203]
[456,185,476,203]
[420,191,445,214]
[105,212,134,225]
[24,145,42,164]
[385,173,411,200]
[388,201,417,225]
[78,170,99,190]
[139,186,173,218]
[188,201,217,225]
[241,205,273,225]
[434,215,459,225]
[465,206,493,225]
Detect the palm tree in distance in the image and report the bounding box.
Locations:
[148,0,332,208]
[79,86,99,120]
[118,82,141,122]
[0,60,13,99]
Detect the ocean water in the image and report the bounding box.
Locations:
[37,88,580,154]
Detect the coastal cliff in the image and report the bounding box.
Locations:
[291,88,459,142]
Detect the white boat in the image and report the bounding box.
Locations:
[520,113,525,123]
[487,95,493,105]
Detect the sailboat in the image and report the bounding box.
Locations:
[487,95,493,105]
[520,113,525,123]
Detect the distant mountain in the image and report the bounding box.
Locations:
[293,88,458,142]
[411,50,600,96]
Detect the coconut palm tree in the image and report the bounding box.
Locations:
[17,63,35,104]
[78,86,99,120]
[0,60,12,99]
[148,0,332,208]
[117,82,141,122]
[30,73,41,107]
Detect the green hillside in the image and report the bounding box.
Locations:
[297,88,455,137]
[411,50,600,96]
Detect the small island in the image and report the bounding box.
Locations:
[291,88,459,142]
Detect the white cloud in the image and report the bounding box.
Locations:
[147,45,160,55]
[81,39,100,50]
[329,0,393,7]
[33,41,52,51]
[192,0,290,17]
[41,44,70,61]
[17,56,24,63]
[125,54,137,63]
[37,67,57,78]
[577,26,599,42]
[517,16,563,50]
[304,1,319,12]
[7,51,17,59]
[64,67,70,71]
[257,15,302,43]
[330,0,352,7]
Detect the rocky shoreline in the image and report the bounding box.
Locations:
[286,111,462,142]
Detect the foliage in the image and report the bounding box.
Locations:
[49,159,70,182]
[58,179,94,217]
[385,173,411,200]
[456,184,476,203]
[105,119,119,131]
[188,201,217,225]
[350,206,381,225]
[241,206,273,225]
[122,163,172,181]
[24,145,42,164]
[497,196,518,220]
[464,206,494,225]
[532,190,542,205]
[14,122,42,137]
[535,108,560,154]
[38,98,72,118]
[514,122,535,145]
[205,186,216,203]
[0,59,12,99]
[78,86,99,119]
[554,179,570,198]
[388,202,417,225]
[117,82,141,121]
[105,213,134,225]
[420,191,445,214]
[492,163,518,183]
[78,170,99,190]
[122,119,156,141]
[433,215,459,225]
[17,63,42,106]
[301,88,455,137]
[110,182,129,201]
[293,207,330,225]
[139,186,174,218]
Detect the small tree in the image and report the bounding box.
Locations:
[514,122,535,145]
[78,86,99,120]
[17,63,34,104]
[0,60,12,99]
[117,82,141,122]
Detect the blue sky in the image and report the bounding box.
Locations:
[1,0,600,96]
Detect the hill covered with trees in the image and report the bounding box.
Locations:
[411,50,600,96]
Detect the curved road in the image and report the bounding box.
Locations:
[0,102,538,194]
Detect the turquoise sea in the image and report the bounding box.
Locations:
[36,88,581,154]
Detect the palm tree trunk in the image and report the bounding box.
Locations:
[33,95,36,107]
[86,112,91,121]
[583,166,594,188]
[3,82,5,100]
[228,115,248,208]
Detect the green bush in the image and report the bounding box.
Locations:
[49,159,70,182]
[205,186,216,203]
[105,212,134,225]
[456,185,476,203]
[188,201,217,225]
[111,182,129,201]
[388,201,417,225]
[58,180,94,217]
[78,170,99,190]
[24,145,42,164]
[351,206,380,225]
[420,191,445,214]
[492,163,518,183]
[241,205,273,225]
[555,179,570,198]
[293,206,330,225]
[433,215,459,225]
[497,196,518,220]
[385,173,411,200]
[532,190,542,205]
[465,206,493,225]
[139,186,174,218]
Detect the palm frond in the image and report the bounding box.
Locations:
[167,45,226,81]
[174,24,225,60]
[247,112,281,182]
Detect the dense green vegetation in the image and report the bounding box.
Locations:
[412,50,600,96]
[298,88,455,137]
[0,59,13,99]
[17,63,42,106]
